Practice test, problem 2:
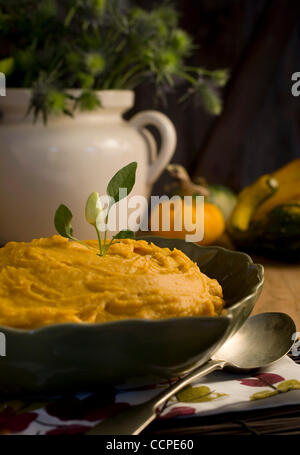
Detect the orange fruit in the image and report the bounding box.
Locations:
[149,199,225,245]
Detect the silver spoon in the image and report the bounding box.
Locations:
[86,312,296,435]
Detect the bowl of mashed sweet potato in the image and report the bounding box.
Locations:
[0,235,263,396]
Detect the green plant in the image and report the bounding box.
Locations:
[54,161,137,256]
[0,0,228,123]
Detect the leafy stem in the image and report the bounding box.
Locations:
[70,236,97,252]
[54,162,137,256]
[95,226,104,256]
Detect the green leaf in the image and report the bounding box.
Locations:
[64,6,77,27]
[107,162,137,204]
[277,380,300,393]
[113,230,135,240]
[250,390,278,401]
[54,204,74,238]
[196,82,222,115]
[176,385,210,402]
[176,385,227,403]
[78,72,94,89]
[47,90,68,115]
[211,69,229,87]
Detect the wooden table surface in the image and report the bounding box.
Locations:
[216,234,300,330]
[251,257,300,330]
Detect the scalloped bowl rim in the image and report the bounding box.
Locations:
[0,238,264,335]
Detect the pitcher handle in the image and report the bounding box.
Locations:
[130,110,176,186]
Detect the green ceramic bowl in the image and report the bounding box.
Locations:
[0,236,264,397]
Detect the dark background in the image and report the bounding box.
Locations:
[127,0,300,195]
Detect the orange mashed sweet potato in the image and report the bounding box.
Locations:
[0,236,225,329]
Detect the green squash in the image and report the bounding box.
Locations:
[231,201,300,261]
[206,184,237,222]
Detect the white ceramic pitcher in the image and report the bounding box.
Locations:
[0,89,176,242]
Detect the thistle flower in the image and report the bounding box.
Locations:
[84,53,105,75]
[171,29,192,55]
[2,0,228,122]
[76,90,100,111]
[47,90,68,115]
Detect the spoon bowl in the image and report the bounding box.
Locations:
[214,312,296,371]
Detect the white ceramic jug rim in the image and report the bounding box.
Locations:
[1,88,135,110]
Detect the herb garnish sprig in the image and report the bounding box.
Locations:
[54,161,137,256]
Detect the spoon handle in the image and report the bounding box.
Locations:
[86,359,226,435]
